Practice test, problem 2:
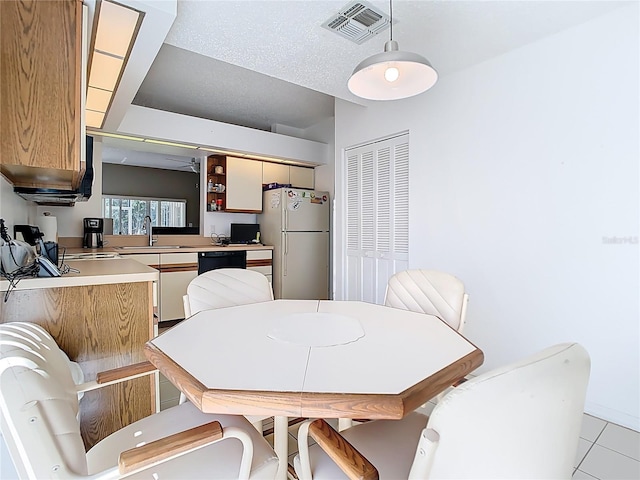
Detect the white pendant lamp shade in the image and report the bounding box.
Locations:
[348,41,438,101]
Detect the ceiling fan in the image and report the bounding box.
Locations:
[163,157,201,173]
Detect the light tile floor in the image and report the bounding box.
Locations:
[159,377,640,479]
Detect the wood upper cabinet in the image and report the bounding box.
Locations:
[0,0,84,189]
[224,156,263,213]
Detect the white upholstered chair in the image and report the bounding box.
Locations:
[333,269,470,433]
[295,342,590,480]
[384,269,469,333]
[181,268,282,466]
[183,267,274,318]
[0,322,279,479]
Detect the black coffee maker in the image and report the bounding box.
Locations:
[83,218,104,248]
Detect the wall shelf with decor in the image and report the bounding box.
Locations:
[206,155,226,212]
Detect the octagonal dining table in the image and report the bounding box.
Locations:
[145,299,484,479]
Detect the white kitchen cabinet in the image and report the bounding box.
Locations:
[247,249,273,285]
[122,249,272,322]
[262,162,289,185]
[289,166,314,189]
[262,163,315,190]
[225,156,263,212]
[158,252,198,322]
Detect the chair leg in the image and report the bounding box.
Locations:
[274,415,289,480]
[252,419,263,434]
[338,418,353,431]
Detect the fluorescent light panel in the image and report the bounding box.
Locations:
[86,86,112,111]
[144,139,198,149]
[94,0,139,57]
[88,131,145,142]
[86,1,141,129]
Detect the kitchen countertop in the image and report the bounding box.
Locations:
[63,244,274,255]
[0,259,159,292]
[1,244,274,292]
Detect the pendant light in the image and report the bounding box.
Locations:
[347,0,438,101]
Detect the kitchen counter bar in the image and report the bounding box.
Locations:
[0,259,159,291]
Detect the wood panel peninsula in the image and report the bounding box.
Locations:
[0,259,158,450]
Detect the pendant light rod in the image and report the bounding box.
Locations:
[389,0,393,41]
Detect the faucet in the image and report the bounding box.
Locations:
[143,215,155,246]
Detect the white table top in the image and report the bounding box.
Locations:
[146,299,483,419]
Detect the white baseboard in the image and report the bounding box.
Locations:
[585,401,640,432]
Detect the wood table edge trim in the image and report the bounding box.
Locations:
[399,348,484,415]
[144,342,207,410]
[146,336,483,420]
[298,348,484,420]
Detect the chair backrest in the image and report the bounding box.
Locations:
[384,269,468,332]
[0,322,88,479]
[186,268,274,315]
[411,343,590,479]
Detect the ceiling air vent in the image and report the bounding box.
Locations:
[322,1,391,45]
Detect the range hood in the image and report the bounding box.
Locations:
[14,136,94,206]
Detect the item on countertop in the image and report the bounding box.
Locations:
[35,212,58,243]
[83,218,104,248]
[263,183,292,191]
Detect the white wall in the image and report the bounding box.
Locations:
[334,4,639,430]
[0,177,35,236]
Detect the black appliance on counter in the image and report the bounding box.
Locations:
[83,218,104,248]
[198,250,246,275]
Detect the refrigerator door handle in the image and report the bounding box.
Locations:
[283,232,288,276]
[284,206,289,231]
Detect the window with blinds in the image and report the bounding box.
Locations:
[343,133,409,303]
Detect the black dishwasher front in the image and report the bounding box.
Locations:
[198,250,246,275]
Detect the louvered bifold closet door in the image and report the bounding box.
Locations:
[345,134,409,303]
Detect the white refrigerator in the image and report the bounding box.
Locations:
[258,188,330,300]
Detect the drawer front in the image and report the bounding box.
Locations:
[122,254,160,268]
[160,252,198,265]
[246,250,272,261]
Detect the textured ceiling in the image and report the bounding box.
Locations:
[113,0,628,169]
[133,44,335,131]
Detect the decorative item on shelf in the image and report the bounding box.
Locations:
[214,165,224,174]
[207,179,214,193]
[348,0,438,101]
[214,183,225,193]
[216,199,223,211]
